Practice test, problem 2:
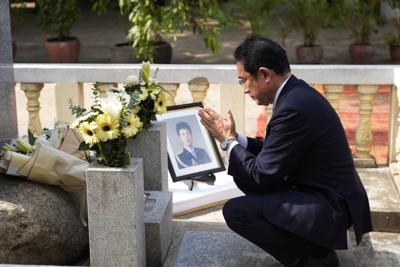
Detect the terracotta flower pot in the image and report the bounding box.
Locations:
[152,40,172,64]
[349,44,375,64]
[110,41,172,63]
[44,37,80,63]
[295,45,323,64]
[389,44,400,64]
[110,42,139,63]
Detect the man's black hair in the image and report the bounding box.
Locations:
[234,35,290,77]
[176,121,192,135]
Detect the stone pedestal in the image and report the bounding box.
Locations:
[0,0,18,148]
[127,121,168,191]
[144,191,173,267]
[86,158,145,267]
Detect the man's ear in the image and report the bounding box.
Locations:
[259,67,272,83]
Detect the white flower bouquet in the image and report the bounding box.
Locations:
[70,61,168,167]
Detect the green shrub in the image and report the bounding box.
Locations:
[92,0,229,61]
[36,0,80,40]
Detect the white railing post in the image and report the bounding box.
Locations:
[188,77,209,103]
[55,83,84,124]
[354,84,379,167]
[20,82,44,135]
[96,83,118,97]
[324,84,344,113]
[219,84,245,134]
[161,83,179,106]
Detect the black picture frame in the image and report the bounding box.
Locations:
[156,102,225,182]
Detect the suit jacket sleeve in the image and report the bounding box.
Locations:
[228,107,311,192]
[246,137,263,155]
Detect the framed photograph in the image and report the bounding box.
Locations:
[156,102,225,182]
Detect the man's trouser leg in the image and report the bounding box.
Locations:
[223,195,331,266]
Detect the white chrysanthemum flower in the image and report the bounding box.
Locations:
[71,111,99,128]
[99,92,124,120]
[126,75,139,87]
[116,89,131,105]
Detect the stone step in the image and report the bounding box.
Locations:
[171,167,400,233]
[358,168,400,233]
[172,230,400,267]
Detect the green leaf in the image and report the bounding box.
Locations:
[69,99,86,117]
[28,129,36,146]
[3,144,18,152]
[78,142,91,151]
[122,152,131,166]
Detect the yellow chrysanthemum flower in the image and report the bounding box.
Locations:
[95,113,120,142]
[148,85,161,100]
[154,92,168,113]
[79,121,99,145]
[123,113,143,138]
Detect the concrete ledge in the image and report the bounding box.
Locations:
[358,168,400,232]
[12,63,398,84]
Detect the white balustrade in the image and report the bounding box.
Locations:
[12,64,399,174]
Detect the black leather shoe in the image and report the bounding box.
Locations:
[295,250,339,267]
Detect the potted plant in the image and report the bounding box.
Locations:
[9,0,27,60]
[92,0,229,63]
[383,0,400,63]
[36,0,81,63]
[337,0,380,64]
[279,0,334,64]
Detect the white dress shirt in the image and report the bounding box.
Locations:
[226,74,292,160]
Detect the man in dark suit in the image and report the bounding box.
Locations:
[199,36,372,266]
[175,121,211,169]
